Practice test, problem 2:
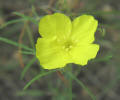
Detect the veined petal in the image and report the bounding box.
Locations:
[36,38,69,69]
[71,44,99,65]
[39,13,72,39]
[71,15,98,44]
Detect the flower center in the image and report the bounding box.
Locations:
[63,41,73,51]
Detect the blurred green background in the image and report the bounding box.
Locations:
[0,0,120,100]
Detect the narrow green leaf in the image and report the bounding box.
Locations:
[69,68,73,100]
[32,5,39,17]
[65,64,73,100]
[20,57,36,80]
[0,37,33,51]
[13,12,38,24]
[20,51,35,55]
[0,19,23,29]
[23,70,56,90]
[26,25,35,49]
[92,54,112,62]
[67,72,96,100]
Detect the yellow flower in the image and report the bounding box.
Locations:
[36,13,99,69]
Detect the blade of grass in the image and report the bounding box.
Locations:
[0,18,23,29]
[13,12,38,24]
[69,67,73,100]
[92,54,112,63]
[26,25,35,49]
[20,57,36,80]
[0,37,33,51]
[20,50,35,55]
[65,64,73,100]
[23,70,56,90]
[67,72,96,100]
[31,5,39,17]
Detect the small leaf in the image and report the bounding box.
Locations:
[20,51,35,55]
[13,12,38,24]
[23,70,56,90]
[20,57,36,80]
[92,54,112,62]
[0,19,23,29]
[67,72,96,100]
[0,37,33,51]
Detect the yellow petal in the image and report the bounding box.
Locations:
[36,38,69,69]
[39,13,72,39]
[71,15,98,44]
[71,44,99,65]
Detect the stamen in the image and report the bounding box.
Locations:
[63,41,73,51]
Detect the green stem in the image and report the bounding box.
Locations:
[26,25,35,49]
[67,72,96,100]
[65,64,73,100]
[69,65,73,100]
